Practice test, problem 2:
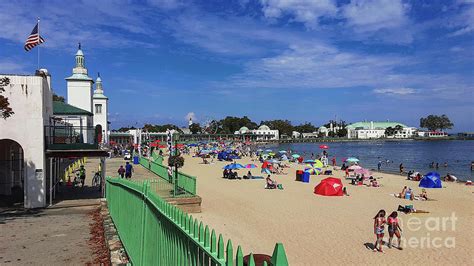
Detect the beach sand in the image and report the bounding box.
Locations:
[178,154,474,265]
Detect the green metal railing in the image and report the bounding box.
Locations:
[139,156,197,197]
[106,177,288,266]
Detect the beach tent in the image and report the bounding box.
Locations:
[419,172,442,188]
[314,177,344,196]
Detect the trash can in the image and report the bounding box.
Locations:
[296,170,303,181]
[133,156,139,164]
[302,172,310,183]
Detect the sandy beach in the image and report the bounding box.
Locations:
[176,153,474,265]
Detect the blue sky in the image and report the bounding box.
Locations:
[0,0,473,131]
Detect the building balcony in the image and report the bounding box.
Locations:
[44,125,99,150]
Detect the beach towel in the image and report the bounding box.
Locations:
[250,176,264,179]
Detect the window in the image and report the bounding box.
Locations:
[95,104,102,114]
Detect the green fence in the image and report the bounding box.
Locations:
[106,177,288,266]
[140,156,197,197]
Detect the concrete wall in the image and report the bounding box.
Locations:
[67,80,93,113]
[0,74,53,208]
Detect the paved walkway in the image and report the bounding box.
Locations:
[106,157,175,198]
[0,158,103,265]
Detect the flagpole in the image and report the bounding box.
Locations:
[37,17,40,70]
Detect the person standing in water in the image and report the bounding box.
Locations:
[373,209,386,253]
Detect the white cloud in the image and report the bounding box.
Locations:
[185,112,197,122]
[0,61,28,74]
[373,88,417,95]
[342,0,409,32]
[224,43,409,89]
[260,0,337,28]
[447,1,474,37]
[0,0,160,49]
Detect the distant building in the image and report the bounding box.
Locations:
[302,132,319,138]
[417,131,448,138]
[346,121,416,139]
[234,125,279,140]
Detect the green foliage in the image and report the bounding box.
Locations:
[189,123,202,134]
[420,114,454,131]
[0,77,13,119]
[293,122,317,133]
[260,119,293,137]
[168,155,185,168]
[217,116,257,134]
[336,128,347,137]
[52,93,65,102]
[143,123,184,133]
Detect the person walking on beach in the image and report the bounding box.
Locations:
[118,165,125,178]
[332,157,336,167]
[399,163,404,174]
[387,211,403,250]
[377,161,382,171]
[125,162,133,179]
[373,209,386,253]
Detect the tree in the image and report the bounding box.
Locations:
[0,77,14,119]
[189,123,202,134]
[420,115,454,131]
[385,127,395,136]
[52,93,65,102]
[293,122,317,133]
[336,128,347,138]
[218,116,257,134]
[260,119,293,137]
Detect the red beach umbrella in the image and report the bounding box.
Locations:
[319,145,329,149]
[314,177,344,196]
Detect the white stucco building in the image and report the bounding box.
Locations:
[0,44,109,209]
[346,121,416,139]
[0,72,53,208]
[93,74,109,143]
[63,44,109,144]
[234,125,279,140]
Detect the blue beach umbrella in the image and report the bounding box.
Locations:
[223,163,245,170]
[265,149,273,152]
[304,160,315,163]
[419,172,442,188]
[279,150,287,153]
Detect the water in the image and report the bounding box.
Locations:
[261,140,474,181]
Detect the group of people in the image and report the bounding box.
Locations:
[397,186,428,200]
[373,210,403,252]
[117,162,134,178]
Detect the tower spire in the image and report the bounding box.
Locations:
[94,72,104,94]
[72,43,87,75]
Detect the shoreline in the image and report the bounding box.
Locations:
[178,153,474,265]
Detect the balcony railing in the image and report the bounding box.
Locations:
[44,125,99,150]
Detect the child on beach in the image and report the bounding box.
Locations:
[387,211,403,250]
[373,210,386,252]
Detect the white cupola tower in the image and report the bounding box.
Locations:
[93,73,109,143]
[66,43,94,113]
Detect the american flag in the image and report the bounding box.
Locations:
[24,23,45,51]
